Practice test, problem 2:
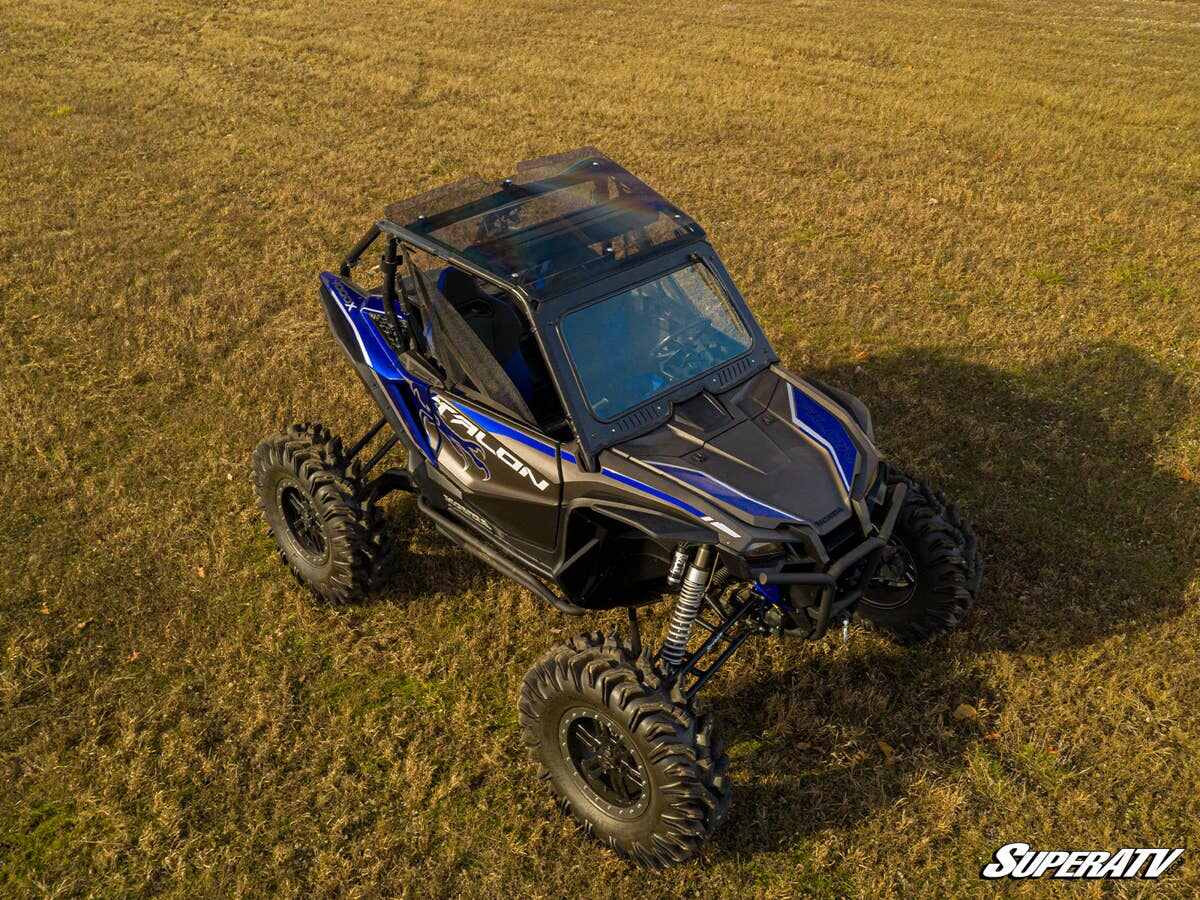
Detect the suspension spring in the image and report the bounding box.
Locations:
[660,545,714,670]
[707,564,732,601]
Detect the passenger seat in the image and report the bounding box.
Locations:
[436,267,536,402]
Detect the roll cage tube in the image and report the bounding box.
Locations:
[338,225,415,355]
[373,219,590,469]
[339,223,381,277]
[379,237,409,353]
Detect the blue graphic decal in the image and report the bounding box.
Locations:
[430,399,490,479]
[600,467,706,518]
[449,402,558,460]
[788,385,858,492]
[381,380,439,465]
[320,273,407,381]
[651,463,802,522]
[320,272,442,464]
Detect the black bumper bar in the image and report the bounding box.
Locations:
[755,481,908,637]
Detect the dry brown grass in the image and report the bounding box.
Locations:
[2,0,1199,895]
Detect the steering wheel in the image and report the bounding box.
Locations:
[652,318,714,379]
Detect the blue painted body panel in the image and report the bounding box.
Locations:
[787,384,859,492]
[598,467,707,519]
[650,463,802,522]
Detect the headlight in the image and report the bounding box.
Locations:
[869,471,888,505]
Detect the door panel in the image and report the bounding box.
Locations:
[431,393,562,549]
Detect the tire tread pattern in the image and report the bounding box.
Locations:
[518,632,730,867]
[861,469,983,644]
[251,423,383,603]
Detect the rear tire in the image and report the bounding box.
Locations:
[251,423,382,603]
[859,471,982,643]
[518,632,730,866]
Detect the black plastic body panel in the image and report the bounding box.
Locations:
[323,219,887,614]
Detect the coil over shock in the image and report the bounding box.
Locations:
[659,545,715,670]
[666,545,688,590]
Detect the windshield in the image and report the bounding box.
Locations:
[560,262,753,420]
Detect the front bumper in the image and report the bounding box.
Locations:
[752,480,908,638]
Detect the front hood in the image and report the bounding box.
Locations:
[614,367,879,533]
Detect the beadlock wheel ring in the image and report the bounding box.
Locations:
[558,706,650,821]
[276,480,329,566]
[863,537,919,610]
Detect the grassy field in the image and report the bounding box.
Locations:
[2,0,1199,895]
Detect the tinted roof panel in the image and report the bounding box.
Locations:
[383,149,702,297]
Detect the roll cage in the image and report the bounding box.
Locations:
[340,224,777,467]
[340,242,774,471]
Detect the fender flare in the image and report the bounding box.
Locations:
[565,500,718,550]
[805,377,875,441]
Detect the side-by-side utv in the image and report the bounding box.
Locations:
[251,148,982,865]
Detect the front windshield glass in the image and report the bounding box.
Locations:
[560,262,752,420]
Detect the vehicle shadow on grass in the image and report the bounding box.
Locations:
[708,340,1198,855]
[709,649,996,858]
[810,340,1198,656]
[371,498,553,607]
[369,500,476,605]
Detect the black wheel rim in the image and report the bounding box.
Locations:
[863,538,918,610]
[279,484,328,562]
[560,707,648,819]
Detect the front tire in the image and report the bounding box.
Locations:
[251,423,381,603]
[518,632,730,866]
[859,471,982,643]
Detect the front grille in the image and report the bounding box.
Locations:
[612,405,661,432]
[820,517,861,558]
[708,355,754,389]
